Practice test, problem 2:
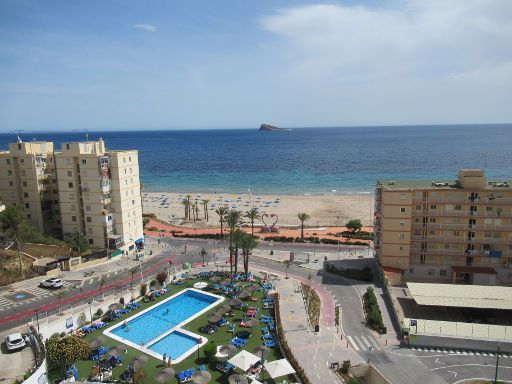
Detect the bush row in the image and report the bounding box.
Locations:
[363,287,386,333]
[325,265,374,282]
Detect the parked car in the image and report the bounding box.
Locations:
[5,333,26,352]
[40,278,63,289]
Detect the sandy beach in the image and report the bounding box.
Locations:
[142,191,373,228]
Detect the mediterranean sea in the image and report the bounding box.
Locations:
[1,124,511,195]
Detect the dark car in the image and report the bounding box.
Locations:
[200,325,218,334]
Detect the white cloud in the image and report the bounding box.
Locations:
[257,0,512,124]
[133,24,157,33]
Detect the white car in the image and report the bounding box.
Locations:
[40,278,64,289]
[5,333,26,352]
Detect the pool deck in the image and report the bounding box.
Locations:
[103,288,224,363]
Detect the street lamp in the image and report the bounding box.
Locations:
[88,301,94,322]
[495,344,501,383]
[34,308,40,334]
[139,257,144,284]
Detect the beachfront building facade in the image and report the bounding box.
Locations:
[374,169,512,286]
[55,138,144,252]
[0,141,61,235]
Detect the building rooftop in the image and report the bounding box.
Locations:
[406,282,512,310]
[377,179,512,190]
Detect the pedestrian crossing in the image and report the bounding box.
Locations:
[410,346,511,358]
[347,334,381,351]
[0,280,76,311]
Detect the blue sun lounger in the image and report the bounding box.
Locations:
[264,340,277,348]
[81,327,95,333]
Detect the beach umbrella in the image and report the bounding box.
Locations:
[264,359,295,379]
[242,318,259,328]
[218,304,232,314]
[228,298,243,308]
[131,355,149,369]
[237,291,250,300]
[155,368,176,384]
[89,336,106,349]
[108,303,124,311]
[218,345,237,357]
[107,345,125,357]
[228,374,249,384]
[209,276,221,282]
[253,346,271,361]
[191,370,212,384]
[228,350,261,371]
[207,313,222,324]
[183,262,192,270]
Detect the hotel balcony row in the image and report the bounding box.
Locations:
[410,248,511,258]
[411,210,511,218]
[411,222,512,231]
[412,196,512,204]
[411,235,512,244]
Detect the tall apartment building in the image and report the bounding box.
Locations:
[0,141,60,235]
[0,137,144,254]
[374,169,512,286]
[55,138,144,252]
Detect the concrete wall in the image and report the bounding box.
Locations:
[350,364,392,384]
[22,358,48,384]
[409,333,512,353]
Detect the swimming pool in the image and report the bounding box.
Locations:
[104,288,223,363]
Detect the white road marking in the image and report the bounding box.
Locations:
[347,336,360,351]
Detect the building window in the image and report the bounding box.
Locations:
[455,205,461,210]
[25,203,30,209]
[400,220,405,226]
[82,159,86,165]
[399,245,404,251]
[54,200,59,204]
[430,205,436,210]
[399,233,405,239]
[87,217,91,223]
[89,239,94,244]
[123,157,126,163]
[415,205,421,210]
[26,214,31,219]
[67,171,72,177]
[72,216,77,222]
[66,144,70,150]
[68,182,73,188]
[65,158,71,165]
[429,218,436,223]
[22,181,27,187]
[428,269,435,276]
[86,205,91,211]
[8,170,12,175]
[23,192,28,198]
[20,159,24,164]
[400,207,406,213]
[87,228,92,234]
[440,270,447,277]
[129,156,131,162]
[409,268,414,274]
[132,200,135,205]
[9,181,13,186]
[453,231,459,236]
[6,159,10,165]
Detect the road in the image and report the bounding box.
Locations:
[2,237,511,383]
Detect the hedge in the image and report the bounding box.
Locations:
[363,287,385,333]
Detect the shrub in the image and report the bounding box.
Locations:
[203,341,217,362]
[340,360,351,374]
[95,308,103,317]
[156,271,168,286]
[147,227,158,231]
[363,287,384,332]
[140,283,148,297]
[119,297,125,305]
[47,335,90,372]
[77,312,87,327]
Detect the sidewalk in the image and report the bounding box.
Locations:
[273,275,363,383]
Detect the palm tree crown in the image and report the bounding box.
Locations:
[215,206,229,236]
[297,212,311,240]
[244,208,261,236]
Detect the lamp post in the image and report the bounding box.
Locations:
[34,308,40,334]
[139,257,144,284]
[88,301,94,322]
[494,344,501,383]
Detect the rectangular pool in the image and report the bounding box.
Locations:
[104,288,223,363]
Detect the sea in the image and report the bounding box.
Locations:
[1,124,511,195]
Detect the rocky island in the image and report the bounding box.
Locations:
[259,124,290,132]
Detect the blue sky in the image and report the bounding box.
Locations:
[0,0,511,131]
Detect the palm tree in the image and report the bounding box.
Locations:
[185,195,192,220]
[194,202,200,222]
[202,199,210,221]
[244,208,261,236]
[215,206,229,237]
[225,210,243,276]
[181,199,189,220]
[297,212,311,240]
[57,290,65,316]
[98,274,107,300]
[283,260,290,279]
[201,248,207,266]
[240,232,258,276]
[65,230,89,259]
[232,228,244,276]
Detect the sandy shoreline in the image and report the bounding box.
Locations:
[142,191,374,227]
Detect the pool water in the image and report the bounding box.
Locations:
[110,290,219,346]
[149,331,199,359]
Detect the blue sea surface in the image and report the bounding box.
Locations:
[1,124,511,194]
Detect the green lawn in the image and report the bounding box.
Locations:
[51,276,294,384]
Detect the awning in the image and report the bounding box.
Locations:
[111,250,123,257]
[407,282,512,310]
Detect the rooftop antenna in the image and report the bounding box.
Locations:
[72,128,90,142]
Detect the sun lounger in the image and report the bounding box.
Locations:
[198,365,206,372]
[129,302,141,308]
[261,333,275,340]
[261,327,269,335]
[81,327,95,333]
[264,340,277,348]
[116,309,131,314]
[268,322,276,331]
[217,318,229,326]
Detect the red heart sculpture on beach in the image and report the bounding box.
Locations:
[261,213,278,229]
